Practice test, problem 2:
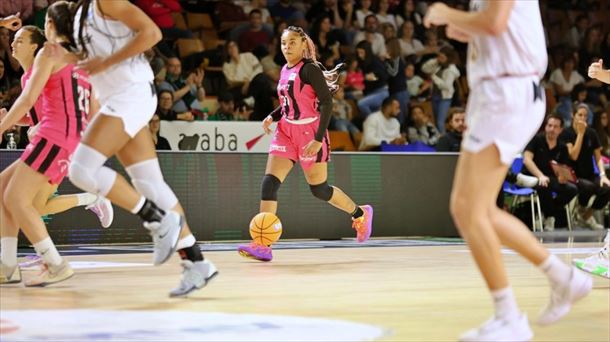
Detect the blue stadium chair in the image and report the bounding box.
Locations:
[380,141,436,152]
[503,156,543,231]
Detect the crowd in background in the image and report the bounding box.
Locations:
[1,0,609,155]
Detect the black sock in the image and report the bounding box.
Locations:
[178,244,204,262]
[351,206,364,219]
[137,199,165,223]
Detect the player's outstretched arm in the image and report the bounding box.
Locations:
[424,1,514,37]
[0,13,22,31]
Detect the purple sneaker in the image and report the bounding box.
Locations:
[86,196,114,228]
[352,205,373,242]
[237,242,273,262]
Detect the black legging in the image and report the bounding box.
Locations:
[536,177,579,218]
[575,177,610,210]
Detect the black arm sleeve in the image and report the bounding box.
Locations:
[269,105,282,121]
[301,63,333,142]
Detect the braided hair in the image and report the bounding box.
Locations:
[283,26,343,94]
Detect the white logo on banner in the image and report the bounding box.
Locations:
[160,121,277,152]
[0,310,385,341]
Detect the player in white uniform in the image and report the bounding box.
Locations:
[47,0,217,297]
[425,1,592,340]
[572,58,610,279]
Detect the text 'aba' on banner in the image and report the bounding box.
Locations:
[160,121,277,152]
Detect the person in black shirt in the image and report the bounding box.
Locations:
[149,114,171,151]
[435,107,464,152]
[523,115,578,230]
[559,104,609,229]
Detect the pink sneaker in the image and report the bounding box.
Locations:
[352,205,373,242]
[86,196,114,228]
[237,242,273,262]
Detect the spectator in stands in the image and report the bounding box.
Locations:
[359,96,405,150]
[560,104,609,229]
[135,0,193,58]
[0,27,19,80]
[158,57,205,112]
[156,90,195,121]
[397,0,424,40]
[311,14,340,62]
[578,25,603,77]
[594,110,610,158]
[419,29,448,63]
[572,84,595,123]
[258,37,281,83]
[398,20,423,59]
[380,22,396,42]
[376,0,401,30]
[237,9,272,53]
[355,40,389,118]
[566,14,590,50]
[306,0,344,29]
[422,46,460,133]
[149,114,171,150]
[222,40,274,121]
[330,87,360,137]
[214,0,248,35]
[269,0,305,26]
[550,55,585,124]
[405,61,428,100]
[385,37,408,124]
[523,115,578,231]
[406,104,439,146]
[342,55,364,99]
[353,14,387,59]
[435,107,465,152]
[208,92,251,121]
[0,59,19,109]
[243,0,272,24]
[354,0,374,30]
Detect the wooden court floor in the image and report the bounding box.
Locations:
[0,242,608,341]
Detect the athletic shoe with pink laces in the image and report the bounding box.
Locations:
[237,242,273,262]
[352,205,373,242]
[86,196,114,228]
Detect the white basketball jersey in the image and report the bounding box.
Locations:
[73,0,154,100]
[467,0,547,86]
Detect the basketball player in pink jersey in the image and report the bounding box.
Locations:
[0,3,103,286]
[44,0,217,297]
[425,1,592,340]
[237,26,373,262]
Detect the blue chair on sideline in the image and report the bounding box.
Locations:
[503,156,543,231]
[380,141,436,152]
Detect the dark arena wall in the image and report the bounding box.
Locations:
[0,151,459,245]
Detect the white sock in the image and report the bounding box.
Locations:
[76,193,97,206]
[0,237,18,267]
[176,234,196,250]
[491,287,520,320]
[130,196,146,214]
[539,254,571,285]
[33,238,62,267]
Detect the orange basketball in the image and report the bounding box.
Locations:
[249,212,282,246]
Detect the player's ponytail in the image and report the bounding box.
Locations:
[47,1,77,51]
[74,0,91,58]
[284,26,342,94]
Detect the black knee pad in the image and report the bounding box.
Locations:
[261,174,281,201]
[310,181,334,201]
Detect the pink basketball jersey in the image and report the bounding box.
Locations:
[277,60,319,121]
[38,64,91,148]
